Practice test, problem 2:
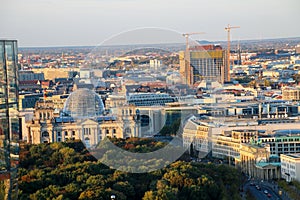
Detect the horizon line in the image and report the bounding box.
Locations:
[18,36,300,49]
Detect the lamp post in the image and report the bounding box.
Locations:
[111,194,116,200]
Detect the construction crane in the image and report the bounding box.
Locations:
[182,32,205,85]
[182,32,205,51]
[225,24,240,82]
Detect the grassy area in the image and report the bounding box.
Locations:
[278,180,300,200]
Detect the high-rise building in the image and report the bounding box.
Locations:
[0,40,20,200]
[180,44,228,85]
[296,44,300,54]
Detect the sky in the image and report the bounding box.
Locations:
[0,0,299,47]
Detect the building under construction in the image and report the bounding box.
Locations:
[180,44,228,85]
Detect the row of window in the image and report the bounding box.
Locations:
[277,143,300,147]
[39,112,51,120]
[57,137,75,142]
[278,138,300,142]
[276,148,300,152]
[122,109,133,116]
[57,131,76,137]
[106,129,116,134]
[53,128,118,138]
[261,138,300,143]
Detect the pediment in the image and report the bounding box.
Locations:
[79,119,98,126]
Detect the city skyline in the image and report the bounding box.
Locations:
[1,0,299,47]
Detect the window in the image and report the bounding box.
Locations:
[42,131,49,137]
[57,132,61,137]
[65,131,68,136]
[106,129,109,134]
[72,131,75,136]
[113,129,116,134]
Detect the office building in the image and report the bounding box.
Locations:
[0,40,19,200]
[19,70,44,81]
[282,87,300,101]
[281,153,300,182]
[127,93,177,106]
[212,130,259,159]
[259,130,300,156]
[296,44,300,54]
[180,44,227,85]
[149,59,162,71]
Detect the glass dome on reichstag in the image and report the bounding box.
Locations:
[63,88,105,119]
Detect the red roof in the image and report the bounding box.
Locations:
[41,80,51,87]
[19,80,39,85]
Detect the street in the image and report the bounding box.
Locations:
[243,180,289,200]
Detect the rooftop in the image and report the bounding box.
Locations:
[285,153,300,159]
[255,162,281,168]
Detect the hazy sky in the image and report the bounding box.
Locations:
[1,0,299,47]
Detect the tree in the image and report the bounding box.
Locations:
[112,181,135,198]
[19,140,243,200]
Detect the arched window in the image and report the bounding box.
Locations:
[42,131,49,137]
[125,127,131,134]
[85,137,91,148]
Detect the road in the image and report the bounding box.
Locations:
[243,180,287,200]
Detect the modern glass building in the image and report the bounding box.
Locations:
[0,40,19,200]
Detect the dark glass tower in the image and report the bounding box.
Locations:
[0,40,19,200]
